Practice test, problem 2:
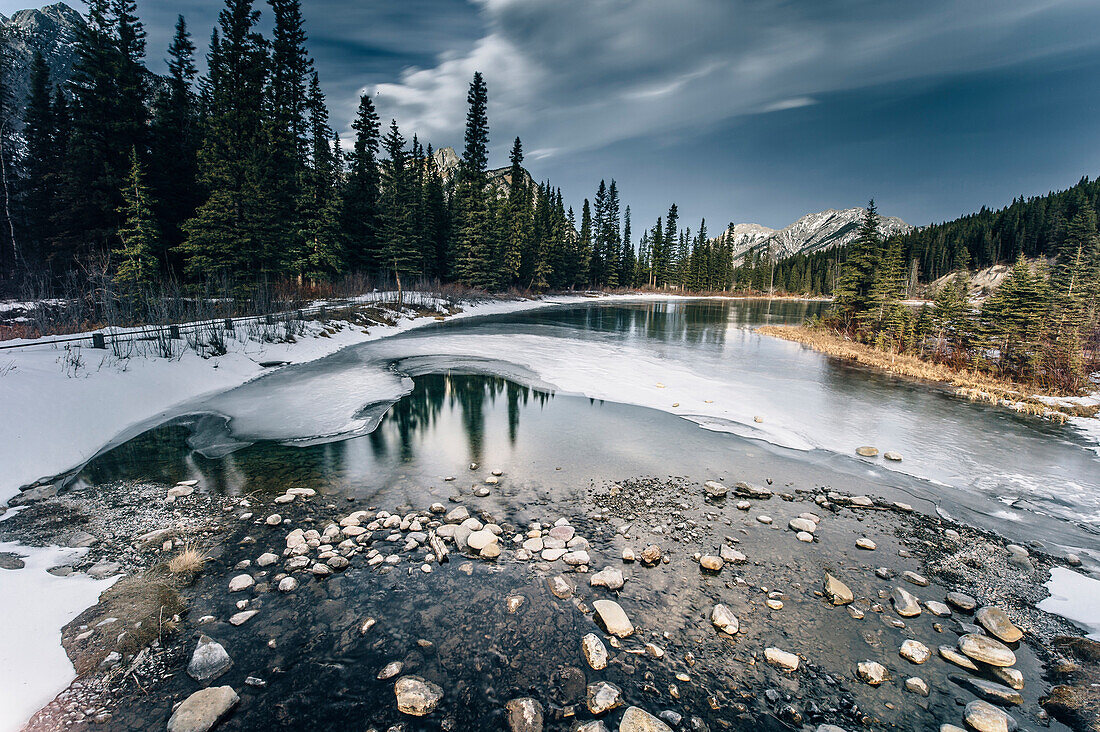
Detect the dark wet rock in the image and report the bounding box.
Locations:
[394,675,443,716]
[187,635,232,685]
[65,530,98,548]
[505,697,544,732]
[963,700,1018,732]
[0,552,25,569]
[87,560,122,579]
[958,634,1016,667]
[975,607,1023,643]
[949,675,1023,706]
[167,686,239,732]
[620,706,674,731]
[586,681,623,715]
[378,661,404,680]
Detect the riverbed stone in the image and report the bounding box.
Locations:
[542,548,567,561]
[939,645,980,671]
[505,697,544,732]
[704,481,728,499]
[884,451,903,461]
[619,706,674,732]
[720,545,746,563]
[711,604,739,635]
[924,600,952,617]
[947,592,978,612]
[950,675,1024,706]
[958,634,1016,667]
[963,700,1018,732]
[903,571,929,587]
[467,529,498,552]
[699,555,722,571]
[378,661,404,680]
[586,681,623,715]
[563,550,591,566]
[593,599,634,637]
[788,517,816,534]
[590,567,624,591]
[856,537,876,550]
[395,675,443,716]
[989,666,1024,690]
[278,576,298,592]
[857,661,888,685]
[582,633,608,670]
[167,686,239,732]
[975,607,1023,643]
[548,575,573,599]
[824,573,854,605]
[856,446,879,457]
[891,586,921,617]
[228,574,254,592]
[900,639,931,664]
[640,545,661,566]
[87,561,122,579]
[445,506,469,523]
[229,610,258,626]
[765,647,799,671]
[906,677,930,696]
[187,635,232,684]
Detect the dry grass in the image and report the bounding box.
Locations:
[167,547,207,577]
[758,325,1096,423]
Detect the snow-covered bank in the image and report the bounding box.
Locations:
[1039,567,1100,640]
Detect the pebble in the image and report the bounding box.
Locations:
[938,645,979,671]
[622,547,636,562]
[228,574,254,593]
[278,576,298,592]
[505,697,544,732]
[593,599,634,637]
[764,647,799,671]
[788,517,816,534]
[586,681,623,715]
[590,567,625,591]
[756,515,772,525]
[582,633,609,670]
[947,591,977,612]
[924,600,952,617]
[884,451,903,461]
[187,635,233,684]
[903,571,929,587]
[857,660,887,685]
[905,677,929,696]
[963,700,1018,732]
[167,686,239,732]
[563,550,591,566]
[711,604,739,635]
[796,531,814,543]
[229,610,258,626]
[950,675,1024,706]
[640,545,661,566]
[699,555,723,571]
[548,576,573,599]
[265,514,282,526]
[256,553,278,567]
[395,675,443,716]
[856,537,876,550]
[856,446,879,457]
[899,639,931,664]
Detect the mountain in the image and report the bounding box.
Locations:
[720,208,913,262]
[0,3,84,130]
[432,145,539,200]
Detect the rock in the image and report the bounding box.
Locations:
[975,607,1023,643]
[756,515,773,525]
[788,517,816,533]
[884,451,902,461]
[541,548,567,561]
[963,700,1017,732]
[65,530,98,548]
[619,706,674,732]
[950,675,1023,706]
[947,592,978,612]
[378,661,404,680]
[900,639,931,664]
[278,576,298,592]
[582,633,609,670]
[958,634,1016,667]
[549,525,576,541]
[796,531,814,542]
[699,555,722,571]
[640,545,661,566]
[720,545,746,563]
[849,495,874,507]
[817,727,848,732]
[394,675,443,716]
[891,586,921,617]
[523,537,544,553]
[0,552,25,570]
[710,604,739,635]
[229,610,258,626]
[593,599,634,637]
[467,529,498,551]
[312,563,333,577]
[703,481,728,499]
[734,482,772,499]
[563,550,591,566]
[906,677,929,696]
[924,600,952,617]
[480,541,501,559]
[87,561,121,580]
[622,547,636,563]
[824,573,854,605]
[167,686,239,732]
[505,697,545,732]
[228,574,254,592]
[586,681,623,715]
[856,537,876,550]
[764,647,799,671]
[736,500,751,510]
[265,514,282,526]
[167,485,194,499]
[938,645,979,672]
[989,667,1024,690]
[445,506,469,523]
[857,660,888,685]
[903,571,929,587]
[590,567,624,591]
[187,635,232,684]
[576,723,610,732]
[548,575,573,599]
[856,446,879,457]
[256,553,278,567]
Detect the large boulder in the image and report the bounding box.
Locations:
[167,686,239,732]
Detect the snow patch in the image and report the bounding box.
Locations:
[1039,567,1100,640]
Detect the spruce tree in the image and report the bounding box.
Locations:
[451,72,495,289]
[341,93,381,273]
[21,51,59,265]
[296,72,343,281]
[116,147,161,289]
[981,256,1049,377]
[832,200,882,331]
[379,120,418,288]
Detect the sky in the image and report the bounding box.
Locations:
[7,0,1100,233]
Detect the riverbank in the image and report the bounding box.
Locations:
[757,324,1100,423]
[1,470,1096,731]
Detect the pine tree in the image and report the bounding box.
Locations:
[149,15,200,273]
[21,50,59,265]
[116,147,161,289]
[451,72,495,289]
[296,72,343,281]
[619,206,635,288]
[341,93,381,273]
[832,200,882,331]
[501,137,526,287]
[379,120,418,287]
[981,256,1049,377]
[181,0,271,280]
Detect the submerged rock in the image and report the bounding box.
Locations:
[711,604,739,635]
[619,706,674,732]
[394,675,443,716]
[187,636,232,685]
[824,574,854,606]
[582,633,608,670]
[167,686,239,732]
[505,697,544,732]
[593,599,634,637]
[939,645,979,671]
[590,567,624,591]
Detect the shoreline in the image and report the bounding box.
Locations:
[0,472,1096,731]
[758,324,1100,423]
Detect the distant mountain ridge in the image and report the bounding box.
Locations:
[720,208,913,262]
[0,3,84,130]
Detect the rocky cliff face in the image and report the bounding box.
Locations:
[432,145,538,201]
[720,208,913,262]
[1,3,84,130]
